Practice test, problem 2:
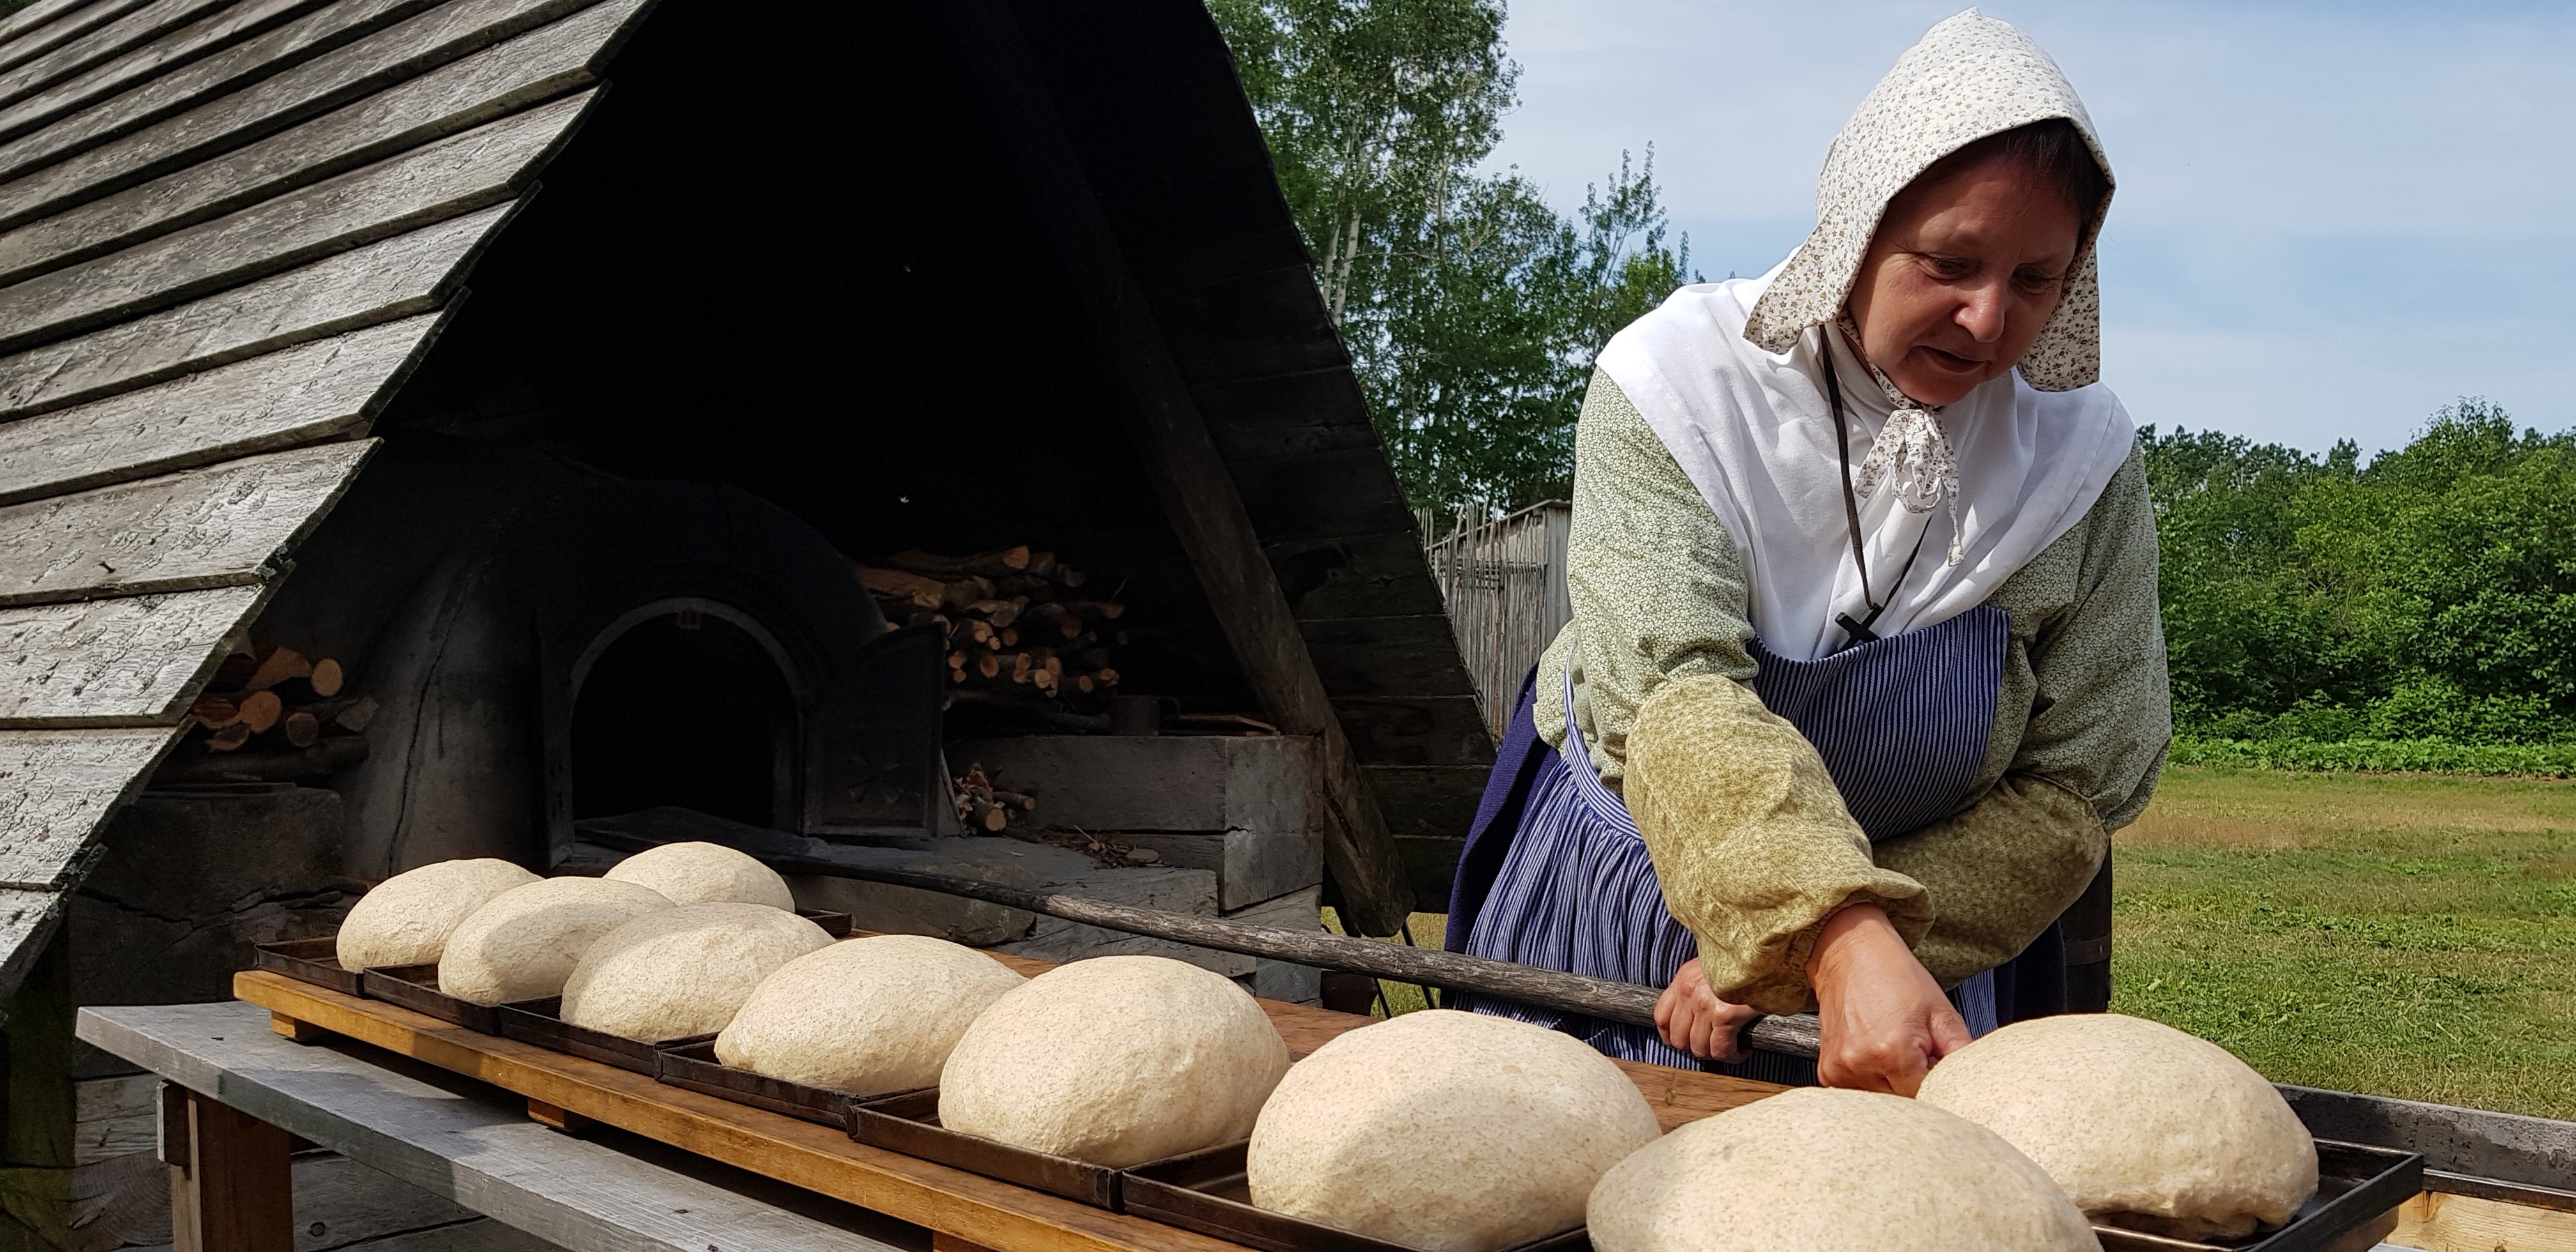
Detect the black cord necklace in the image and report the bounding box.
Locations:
[1821,326,1929,653]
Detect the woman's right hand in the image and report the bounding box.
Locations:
[1655,957,1759,1062]
[1807,903,1970,1096]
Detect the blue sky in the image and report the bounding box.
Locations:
[1479,1,2576,455]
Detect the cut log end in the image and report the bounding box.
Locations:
[236,690,282,733]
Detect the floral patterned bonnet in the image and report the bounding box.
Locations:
[1742,9,2117,564]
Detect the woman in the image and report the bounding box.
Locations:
[1445,11,2169,1096]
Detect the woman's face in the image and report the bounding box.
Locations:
[1845,152,2084,406]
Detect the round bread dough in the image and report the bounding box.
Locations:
[1916,1012,2318,1239]
[602,841,794,909]
[436,877,673,1006]
[559,903,831,1041]
[337,859,540,972]
[939,955,1288,1168]
[1588,1087,2096,1251]
[1248,1009,1659,1252]
[717,935,1024,1096]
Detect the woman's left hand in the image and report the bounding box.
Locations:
[1655,958,1760,1062]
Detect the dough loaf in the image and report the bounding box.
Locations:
[559,903,831,1041]
[337,859,540,971]
[437,877,673,1005]
[1587,1087,2097,1251]
[1916,1012,2319,1239]
[717,935,1024,1096]
[1248,1009,1659,1252]
[939,955,1288,1168]
[602,841,794,909]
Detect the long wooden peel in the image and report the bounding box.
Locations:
[734,850,1825,1061]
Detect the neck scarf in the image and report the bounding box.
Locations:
[1835,314,1963,567]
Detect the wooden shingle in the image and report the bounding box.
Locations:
[0,0,648,996]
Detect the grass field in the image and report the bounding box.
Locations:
[2114,765,2576,1119]
[1340,765,2576,1118]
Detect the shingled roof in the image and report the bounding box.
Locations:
[0,0,1489,998]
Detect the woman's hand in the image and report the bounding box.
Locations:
[1655,958,1760,1062]
[1807,903,1970,1095]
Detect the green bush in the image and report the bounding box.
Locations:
[2167,736,2576,777]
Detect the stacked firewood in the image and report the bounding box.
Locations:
[187,645,376,754]
[950,760,1036,833]
[855,546,1124,705]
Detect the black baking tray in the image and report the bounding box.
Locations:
[359,964,503,1034]
[654,1039,868,1129]
[251,937,363,995]
[849,1087,1211,1211]
[2092,1140,2422,1252]
[798,908,854,937]
[1119,1141,1588,1252]
[494,997,714,1075]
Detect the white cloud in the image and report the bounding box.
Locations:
[1483,0,2576,450]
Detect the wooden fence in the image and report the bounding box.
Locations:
[1423,501,1572,739]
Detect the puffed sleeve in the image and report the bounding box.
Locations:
[1625,673,1935,1014]
[1872,451,2171,984]
[1537,370,1759,786]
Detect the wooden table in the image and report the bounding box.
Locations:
[83,968,1782,1252]
[79,999,919,1252]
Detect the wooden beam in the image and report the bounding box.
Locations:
[2390,1190,2576,1252]
[0,312,435,506]
[0,726,176,889]
[165,1085,293,1252]
[0,440,374,607]
[0,199,503,422]
[0,0,634,287]
[0,0,588,204]
[0,583,268,726]
[0,88,586,355]
[941,0,1413,936]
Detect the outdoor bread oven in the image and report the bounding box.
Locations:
[0,1,1487,1246]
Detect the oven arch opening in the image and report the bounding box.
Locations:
[569,599,802,830]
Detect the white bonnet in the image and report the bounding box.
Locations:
[1741,10,2114,392]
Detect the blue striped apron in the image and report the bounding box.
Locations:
[1447,604,2062,1085]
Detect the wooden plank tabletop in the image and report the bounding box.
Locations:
[229,953,1784,1251]
[78,998,915,1252]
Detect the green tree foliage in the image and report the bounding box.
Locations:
[1211,0,1690,511]
[2145,399,2576,746]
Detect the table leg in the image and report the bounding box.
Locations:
[165,1085,293,1252]
[526,1097,594,1133]
[269,1012,332,1044]
[931,1235,1002,1252]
